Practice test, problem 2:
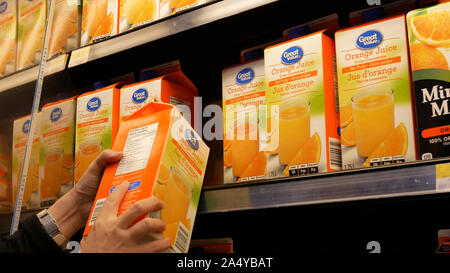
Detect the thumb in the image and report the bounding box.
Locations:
[85,150,123,179]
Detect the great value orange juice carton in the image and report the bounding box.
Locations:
[407,2,450,160]
[159,0,213,18]
[12,114,41,209]
[264,30,341,177]
[120,71,198,126]
[81,0,118,45]
[84,102,210,253]
[119,0,159,33]
[282,14,339,41]
[75,83,120,182]
[39,97,76,207]
[0,134,12,212]
[48,0,81,59]
[335,15,417,170]
[0,0,17,77]
[17,0,46,71]
[222,58,266,184]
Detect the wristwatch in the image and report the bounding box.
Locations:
[37,209,68,250]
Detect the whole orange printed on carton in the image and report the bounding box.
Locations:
[84,102,209,253]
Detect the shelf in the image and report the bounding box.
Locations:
[198,158,450,214]
[0,0,278,93]
[0,54,68,94]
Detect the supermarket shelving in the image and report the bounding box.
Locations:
[0,0,449,253]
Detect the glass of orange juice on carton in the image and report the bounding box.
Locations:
[0,0,17,77]
[17,0,46,71]
[119,0,159,33]
[75,83,120,182]
[264,29,341,177]
[81,0,118,45]
[83,102,210,253]
[406,2,450,161]
[48,0,81,59]
[120,68,198,125]
[40,97,76,207]
[335,15,417,170]
[12,115,41,210]
[222,57,266,184]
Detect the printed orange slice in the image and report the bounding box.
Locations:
[409,9,450,47]
[132,0,156,26]
[283,133,321,176]
[339,104,353,127]
[409,42,449,71]
[341,121,356,146]
[238,151,266,182]
[363,123,408,168]
[83,0,108,37]
[174,0,198,10]
[92,12,114,38]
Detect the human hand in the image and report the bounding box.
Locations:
[71,150,123,223]
[48,150,123,240]
[80,182,171,253]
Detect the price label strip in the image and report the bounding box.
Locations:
[10,0,56,235]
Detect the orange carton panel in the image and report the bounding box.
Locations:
[83,102,209,253]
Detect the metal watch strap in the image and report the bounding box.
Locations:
[37,209,68,249]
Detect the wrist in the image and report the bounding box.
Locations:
[48,191,84,240]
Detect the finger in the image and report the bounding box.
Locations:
[127,217,166,240]
[99,181,129,219]
[132,238,172,253]
[85,150,123,179]
[116,197,164,229]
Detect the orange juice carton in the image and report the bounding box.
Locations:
[349,0,417,26]
[75,83,120,182]
[120,70,198,125]
[119,0,159,34]
[39,97,76,207]
[12,114,41,209]
[159,0,214,18]
[282,14,339,41]
[0,0,17,77]
[17,0,46,71]
[0,134,12,212]
[48,0,81,59]
[407,2,450,160]
[81,0,118,45]
[264,30,341,178]
[222,58,267,184]
[335,15,417,170]
[84,102,210,253]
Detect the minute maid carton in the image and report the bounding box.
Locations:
[119,0,159,34]
[75,83,120,183]
[81,0,118,45]
[39,97,76,207]
[222,58,266,184]
[12,114,41,210]
[407,2,450,160]
[335,15,417,170]
[0,0,17,77]
[264,30,341,178]
[84,102,210,253]
[120,70,198,125]
[48,0,81,59]
[17,0,46,70]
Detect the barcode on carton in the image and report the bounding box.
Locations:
[329,137,342,170]
[173,222,190,253]
[88,198,107,226]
